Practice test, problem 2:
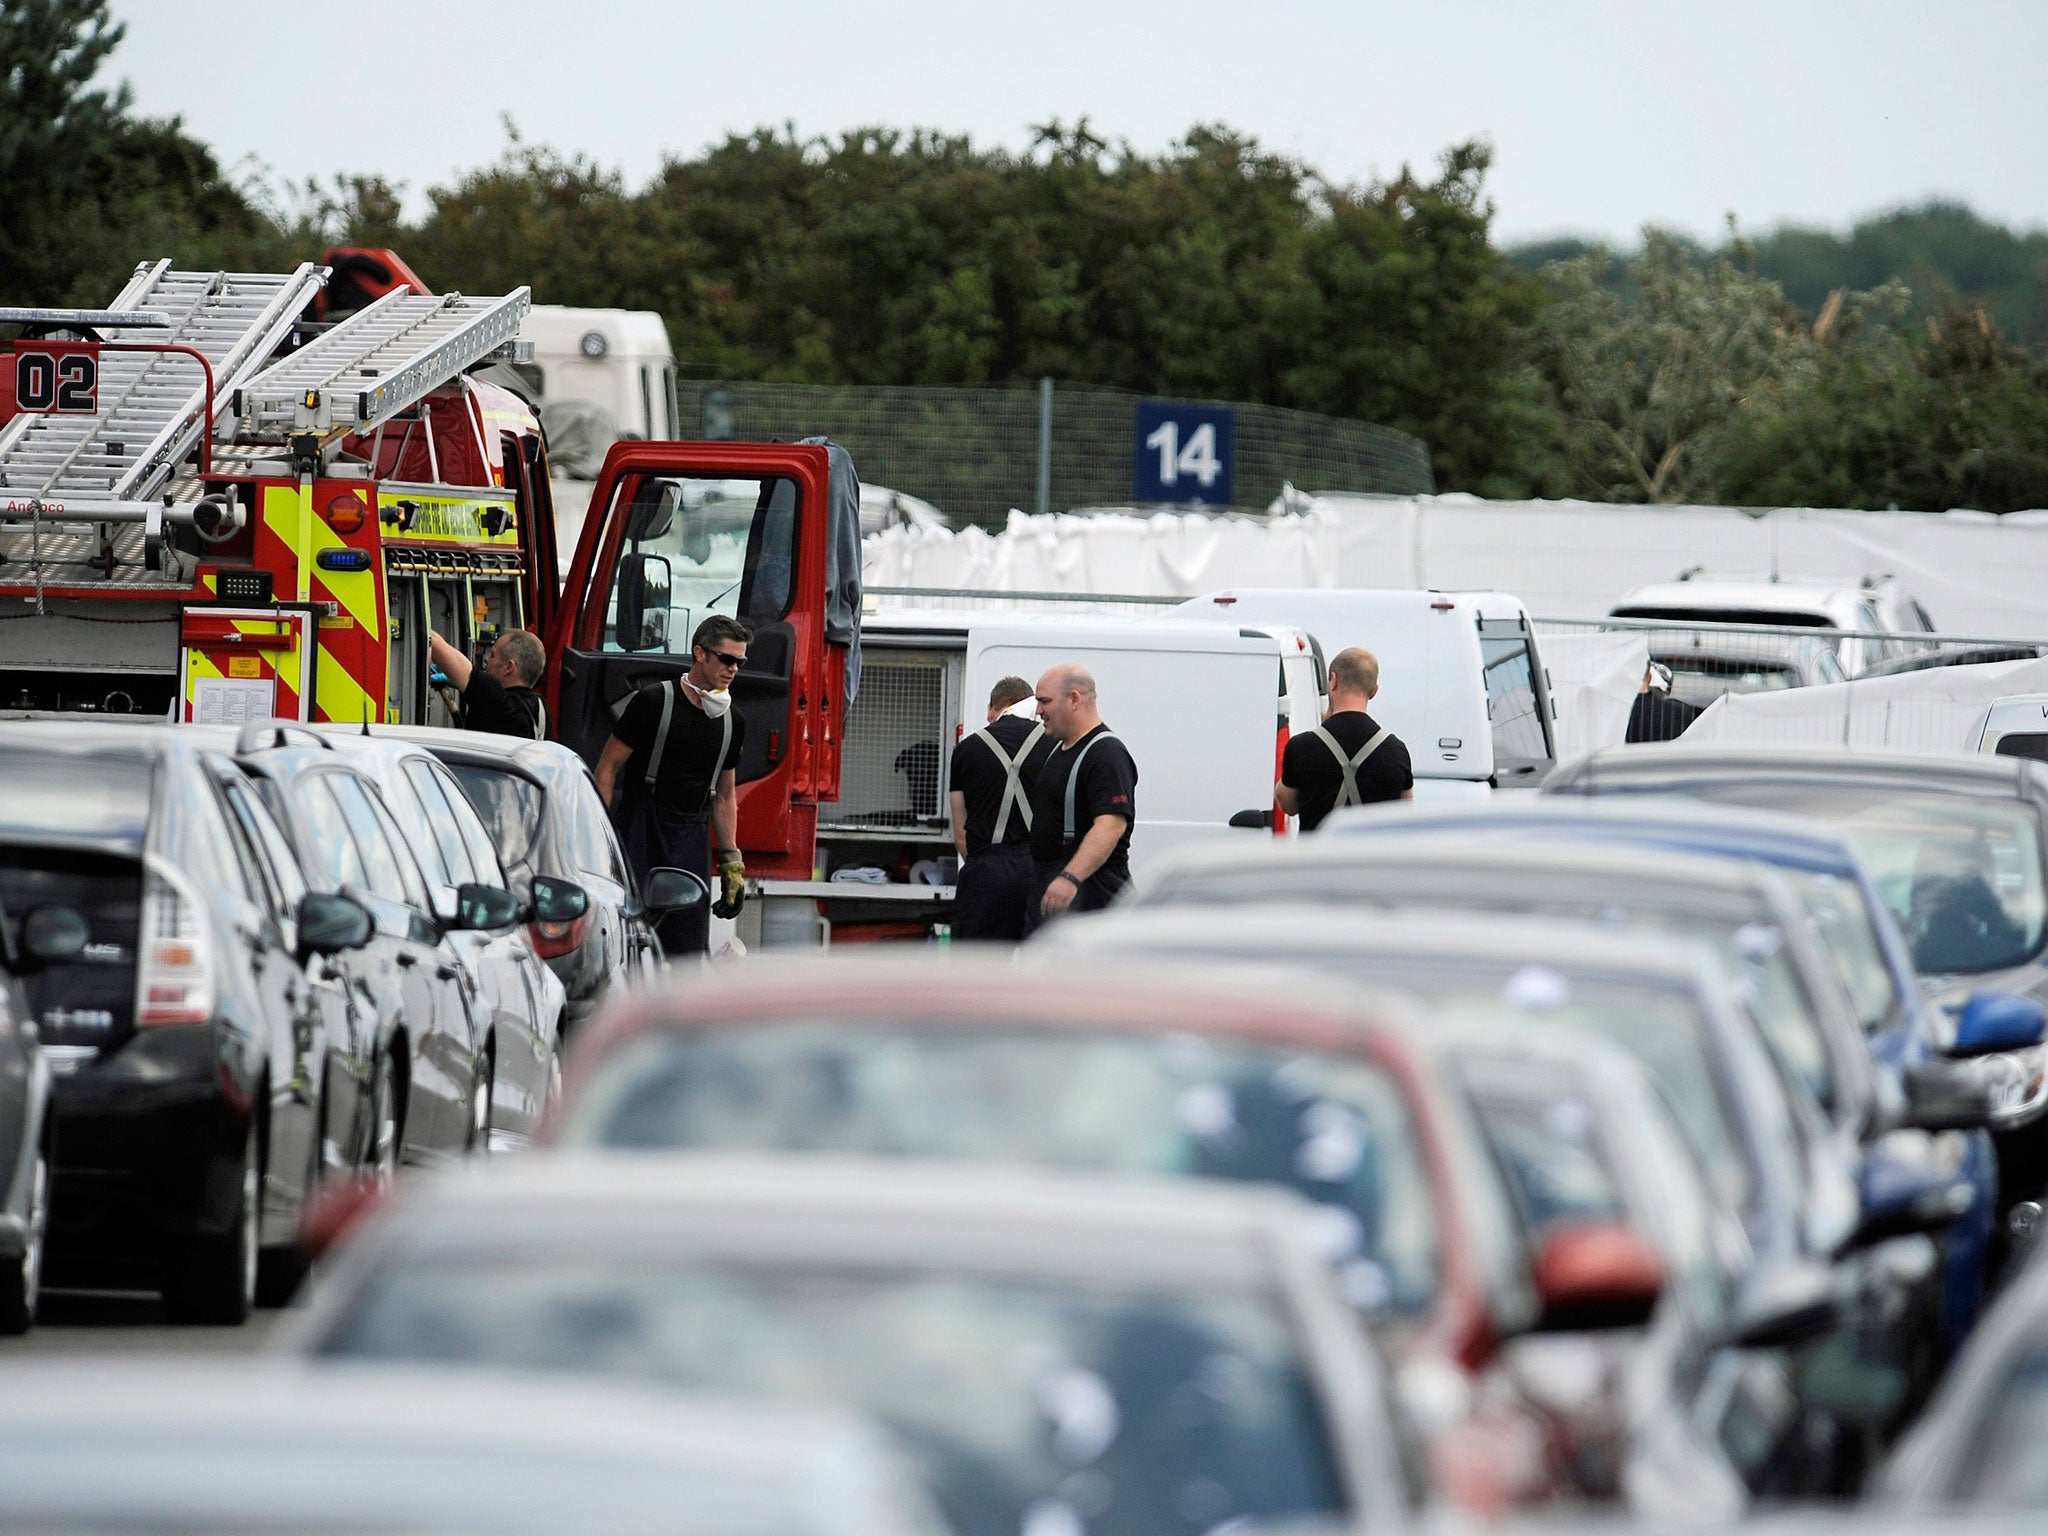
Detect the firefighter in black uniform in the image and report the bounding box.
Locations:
[1276,646,1413,831]
[1026,663,1138,930]
[948,676,1056,942]
[593,616,751,957]
[428,628,550,739]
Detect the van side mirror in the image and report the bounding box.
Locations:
[1721,1263,1840,1349]
[643,867,709,913]
[296,892,375,959]
[532,875,590,925]
[1844,1148,1975,1251]
[452,883,526,932]
[1951,991,2048,1056]
[18,905,88,966]
[614,553,672,654]
[1529,1223,1663,1332]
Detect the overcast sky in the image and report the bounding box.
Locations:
[110,0,2048,245]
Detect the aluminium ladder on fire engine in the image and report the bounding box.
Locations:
[0,260,327,523]
[234,286,532,439]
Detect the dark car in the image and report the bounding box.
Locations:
[1545,747,2048,1211]
[367,725,677,1032]
[0,723,376,1321]
[224,728,503,1175]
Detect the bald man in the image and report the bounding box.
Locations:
[1025,664,1138,928]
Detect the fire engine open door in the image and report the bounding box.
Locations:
[177,605,317,724]
[548,441,850,881]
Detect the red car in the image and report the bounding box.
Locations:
[547,954,1667,1512]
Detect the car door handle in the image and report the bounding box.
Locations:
[396,951,420,968]
[436,962,461,981]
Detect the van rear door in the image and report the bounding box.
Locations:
[545,442,843,879]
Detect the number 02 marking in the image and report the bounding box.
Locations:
[13,351,98,414]
[1144,420,1222,489]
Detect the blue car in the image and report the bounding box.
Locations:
[1323,796,2037,1341]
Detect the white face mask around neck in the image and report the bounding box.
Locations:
[686,680,733,719]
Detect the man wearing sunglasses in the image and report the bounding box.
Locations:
[595,615,752,956]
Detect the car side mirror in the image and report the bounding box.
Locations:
[1844,1148,1975,1251]
[1228,807,1274,830]
[643,866,710,913]
[1951,991,2048,1056]
[451,882,526,932]
[1899,1058,1998,1131]
[1529,1222,1663,1332]
[531,875,590,925]
[614,552,672,654]
[1721,1262,1840,1350]
[18,905,88,966]
[296,891,374,960]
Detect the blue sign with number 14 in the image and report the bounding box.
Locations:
[1133,400,1234,506]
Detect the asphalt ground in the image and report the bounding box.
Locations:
[0,1287,281,1357]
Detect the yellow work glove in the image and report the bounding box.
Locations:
[712,851,746,919]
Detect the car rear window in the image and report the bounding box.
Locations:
[0,752,152,846]
[562,1025,1441,1315]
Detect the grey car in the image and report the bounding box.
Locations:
[279,1153,1416,1536]
[1545,746,2048,1202]
[0,1359,944,1536]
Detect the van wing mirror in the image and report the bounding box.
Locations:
[1228,808,1274,830]
[614,553,672,654]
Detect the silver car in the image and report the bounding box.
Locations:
[279,1153,1416,1536]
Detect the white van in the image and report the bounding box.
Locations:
[1967,695,2048,762]
[1166,588,1557,793]
[749,609,1310,944]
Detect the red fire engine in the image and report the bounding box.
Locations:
[0,260,851,882]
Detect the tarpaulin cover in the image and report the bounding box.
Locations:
[1542,630,1651,763]
[866,495,2048,638]
[1683,654,2048,752]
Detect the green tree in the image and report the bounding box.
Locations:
[0,0,277,305]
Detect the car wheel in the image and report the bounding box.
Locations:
[0,1140,49,1336]
[161,1126,259,1326]
[369,1055,401,1184]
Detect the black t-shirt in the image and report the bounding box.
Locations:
[461,671,548,740]
[951,714,1056,856]
[1627,693,1703,744]
[613,682,747,814]
[1028,724,1137,876]
[1281,710,1412,831]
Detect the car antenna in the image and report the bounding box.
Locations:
[361,704,372,737]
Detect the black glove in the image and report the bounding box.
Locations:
[712,853,746,919]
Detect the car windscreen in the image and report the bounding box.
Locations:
[1467,1084,1627,1234]
[0,751,152,847]
[1674,782,2048,976]
[562,1026,1440,1315]
[443,761,546,873]
[1663,661,1800,711]
[315,1259,1347,1536]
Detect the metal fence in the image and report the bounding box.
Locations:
[865,584,1181,617]
[679,379,1434,528]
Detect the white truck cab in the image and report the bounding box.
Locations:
[1967,695,2048,762]
[1167,588,1556,793]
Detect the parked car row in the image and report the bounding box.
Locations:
[0,717,703,1331]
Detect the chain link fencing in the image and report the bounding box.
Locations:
[678,379,1433,529]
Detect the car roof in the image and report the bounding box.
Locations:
[1330,791,1867,874]
[0,1359,911,1533]
[575,951,1431,1080]
[1613,578,1865,615]
[346,1151,1329,1291]
[0,718,197,761]
[1041,904,1720,993]
[1144,829,1775,903]
[1564,742,2038,799]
